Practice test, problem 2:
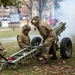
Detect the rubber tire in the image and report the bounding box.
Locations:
[31,37,42,46]
[60,37,72,59]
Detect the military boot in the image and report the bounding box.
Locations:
[39,54,49,64]
[39,58,49,64]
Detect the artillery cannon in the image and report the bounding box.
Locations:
[52,22,72,59]
[0,22,72,70]
[32,22,72,59]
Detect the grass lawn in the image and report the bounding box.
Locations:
[0,28,39,38]
[0,46,75,75]
[0,27,75,75]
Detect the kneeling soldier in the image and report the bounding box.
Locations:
[17,24,31,49]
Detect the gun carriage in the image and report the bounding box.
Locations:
[0,22,72,70]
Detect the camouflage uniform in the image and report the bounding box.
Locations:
[17,25,31,49]
[0,42,7,57]
[31,16,57,59]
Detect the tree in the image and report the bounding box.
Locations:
[0,0,16,7]
[22,0,33,18]
[54,0,64,9]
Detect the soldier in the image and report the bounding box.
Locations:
[31,16,57,64]
[17,24,31,49]
[0,42,7,58]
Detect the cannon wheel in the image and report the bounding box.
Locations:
[60,37,72,59]
[31,37,42,56]
[31,37,42,46]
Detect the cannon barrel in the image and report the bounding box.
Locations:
[53,22,66,36]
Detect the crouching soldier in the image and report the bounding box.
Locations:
[31,16,57,64]
[17,24,31,49]
[0,42,7,57]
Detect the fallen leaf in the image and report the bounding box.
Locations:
[62,61,66,64]
[33,66,40,71]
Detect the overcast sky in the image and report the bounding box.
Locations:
[57,0,75,41]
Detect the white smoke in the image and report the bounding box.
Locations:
[56,0,75,43]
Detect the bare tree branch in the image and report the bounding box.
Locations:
[22,0,31,10]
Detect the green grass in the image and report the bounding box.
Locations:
[0,51,75,75]
[0,44,75,75]
[0,28,39,38]
[0,28,21,38]
[0,27,75,75]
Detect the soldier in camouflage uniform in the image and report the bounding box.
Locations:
[17,24,31,49]
[31,16,57,64]
[0,42,7,58]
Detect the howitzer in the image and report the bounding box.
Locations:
[53,22,66,36]
[0,22,72,70]
[52,22,72,59]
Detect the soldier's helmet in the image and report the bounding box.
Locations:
[22,24,31,31]
[31,16,39,25]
